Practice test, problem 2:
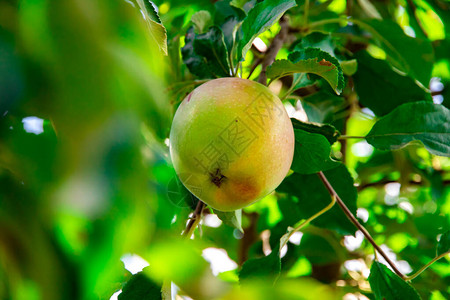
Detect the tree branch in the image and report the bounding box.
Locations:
[317,171,406,279]
[258,16,290,85]
[182,200,206,238]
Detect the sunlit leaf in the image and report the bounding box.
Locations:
[366,102,450,157]
[237,0,297,62]
[267,48,345,94]
[135,0,168,55]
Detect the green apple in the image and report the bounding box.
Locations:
[169,77,294,211]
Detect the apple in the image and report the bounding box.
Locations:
[169,77,295,211]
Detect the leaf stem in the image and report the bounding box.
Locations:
[281,195,336,249]
[338,135,366,140]
[406,252,450,281]
[182,200,205,238]
[281,73,305,101]
[303,0,310,27]
[317,171,406,279]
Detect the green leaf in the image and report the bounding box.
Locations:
[194,26,231,77]
[366,102,450,157]
[437,231,450,256]
[181,26,231,78]
[215,209,244,233]
[267,48,345,95]
[135,0,168,55]
[301,91,346,124]
[181,27,213,78]
[361,19,434,87]
[191,10,213,34]
[291,129,340,174]
[237,0,296,62]
[277,165,357,235]
[291,118,340,144]
[239,242,281,283]
[340,59,357,76]
[368,262,421,300]
[118,268,162,300]
[353,51,431,116]
[292,32,337,57]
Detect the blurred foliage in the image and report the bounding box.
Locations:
[1,0,450,300]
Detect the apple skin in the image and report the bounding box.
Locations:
[169,77,294,211]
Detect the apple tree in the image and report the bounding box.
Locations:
[0,0,449,299]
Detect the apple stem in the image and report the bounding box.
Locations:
[317,171,406,280]
[183,199,206,238]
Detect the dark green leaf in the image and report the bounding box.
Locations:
[118,268,162,300]
[437,231,450,256]
[292,32,337,57]
[182,26,231,78]
[291,129,340,174]
[237,0,296,61]
[267,48,345,94]
[362,19,434,87]
[353,51,431,116]
[193,26,231,77]
[368,262,421,300]
[366,102,450,157]
[215,209,243,233]
[239,243,281,282]
[181,27,213,78]
[291,118,340,144]
[277,165,357,235]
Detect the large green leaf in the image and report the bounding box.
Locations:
[362,19,434,87]
[353,51,431,116]
[267,48,345,94]
[237,0,296,62]
[291,129,340,174]
[135,0,168,55]
[368,262,421,300]
[366,102,450,157]
[277,165,357,235]
[118,268,162,300]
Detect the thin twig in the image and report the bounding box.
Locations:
[358,179,450,191]
[182,200,205,238]
[317,171,406,279]
[258,16,290,85]
[406,251,450,281]
[338,135,366,140]
[281,196,336,250]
